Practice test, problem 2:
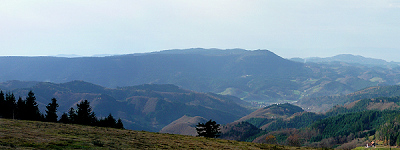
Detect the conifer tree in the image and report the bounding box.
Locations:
[196,119,221,138]
[45,98,59,122]
[4,93,16,119]
[76,100,97,125]
[59,112,70,123]
[0,91,5,117]
[16,97,26,119]
[24,91,42,120]
[97,114,124,129]
[116,118,124,129]
[67,107,77,123]
[98,114,117,128]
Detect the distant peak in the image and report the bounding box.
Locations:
[151,48,248,55]
[291,54,397,67]
[54,54,82,58]
[148,48,277,56]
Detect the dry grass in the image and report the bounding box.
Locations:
[0,118,315,149]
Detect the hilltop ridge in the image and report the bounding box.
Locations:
[291,54,399,67]
[2,48,400,105]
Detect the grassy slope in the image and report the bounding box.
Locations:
[0,118,311,150]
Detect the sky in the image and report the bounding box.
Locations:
[1,0,400,61]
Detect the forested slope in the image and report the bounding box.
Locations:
[297,85,400,112]
[1,80,251,132]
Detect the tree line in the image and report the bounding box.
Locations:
[0,90,123,129]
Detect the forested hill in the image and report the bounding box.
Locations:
[220,97,400,148]
[297,85,400,112]
[0,49,310,103]
[0,49,306,91]
[1,80,251,132]
[2,48,400,104]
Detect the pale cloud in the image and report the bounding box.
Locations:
[389,3,400,8]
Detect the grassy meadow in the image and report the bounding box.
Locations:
[0,118,311,149]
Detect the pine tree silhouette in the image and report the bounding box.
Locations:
[24,91,42,121]
[45,98,59,122]
[76,100,97,125]
[196,119,221,138]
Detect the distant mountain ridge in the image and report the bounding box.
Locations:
[0,48,310,103]
[2,48,400,104]
[291,54,399,67]
[151,48,249,55]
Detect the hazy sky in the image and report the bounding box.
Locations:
[1,1,399,61]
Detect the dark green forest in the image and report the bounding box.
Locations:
[308,110,400,147]
[0,90,123,129]
[265,112,327,131]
